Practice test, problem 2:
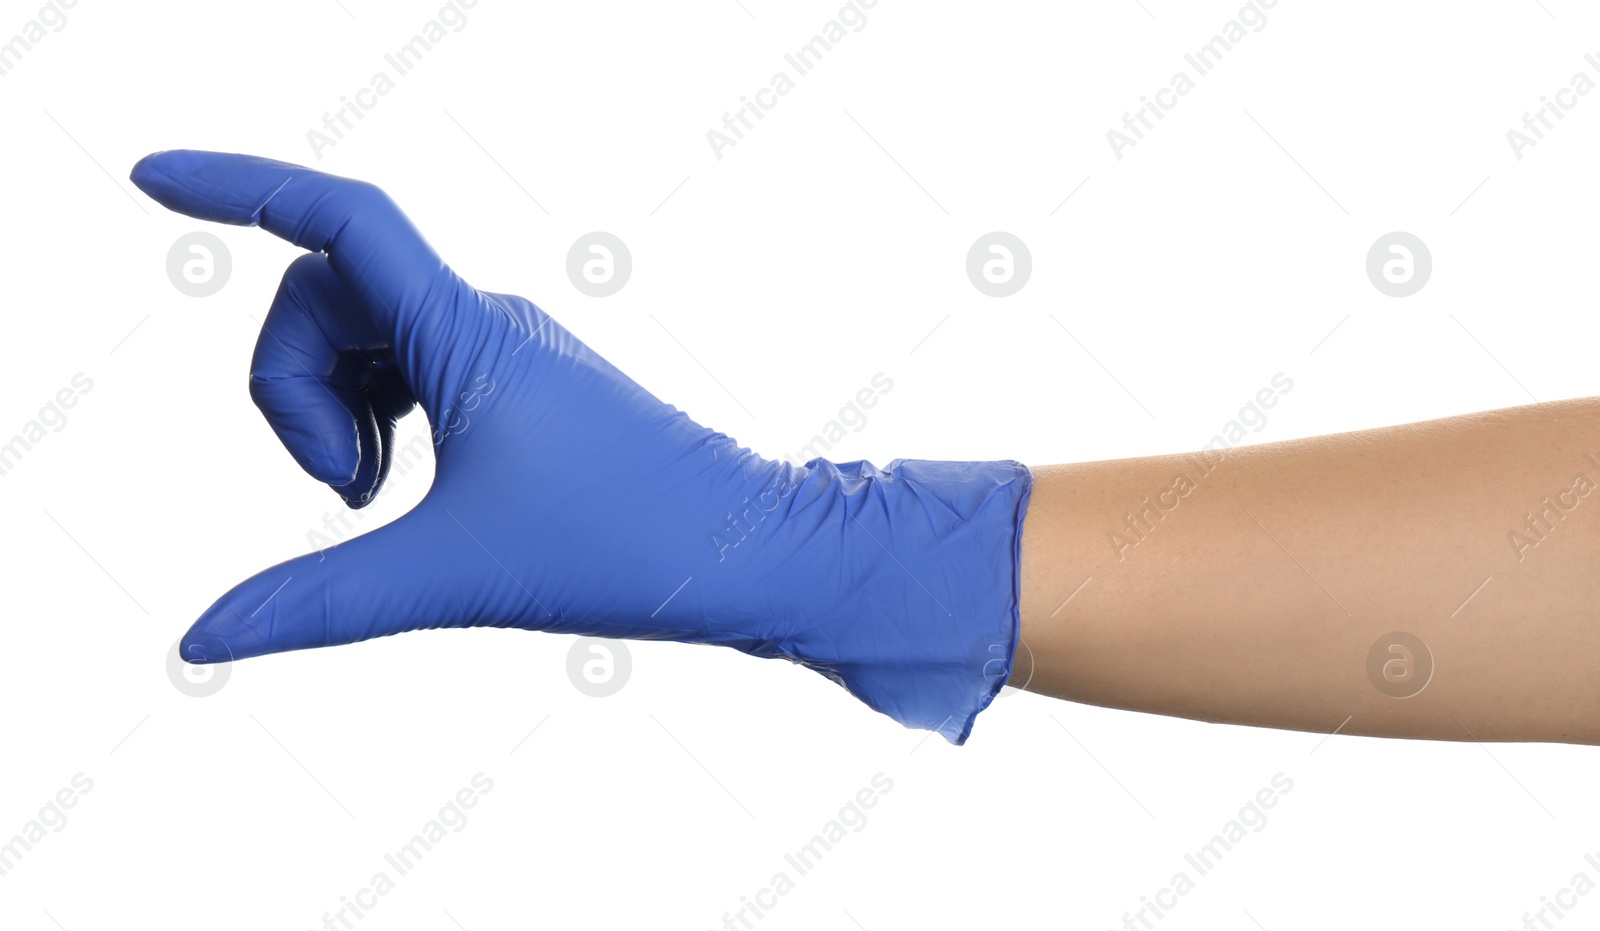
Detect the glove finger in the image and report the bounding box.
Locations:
[179,504,515,664]
[356,358,420,503]
[130,150,486,423]
[249,254,394,507]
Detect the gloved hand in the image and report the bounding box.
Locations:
[132,151,1032,744]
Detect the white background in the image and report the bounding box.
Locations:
[2,0,1599,928]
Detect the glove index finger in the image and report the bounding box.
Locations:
[130,149,464,338]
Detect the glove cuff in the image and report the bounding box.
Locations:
[783,457,1035,745]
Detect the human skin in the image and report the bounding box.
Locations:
[1014,396,1600,744]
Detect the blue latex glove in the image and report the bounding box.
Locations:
[132,151,1033,744]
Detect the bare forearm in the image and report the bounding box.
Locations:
[1017,396,1600,743]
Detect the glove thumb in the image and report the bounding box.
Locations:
[179,505,493,664]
